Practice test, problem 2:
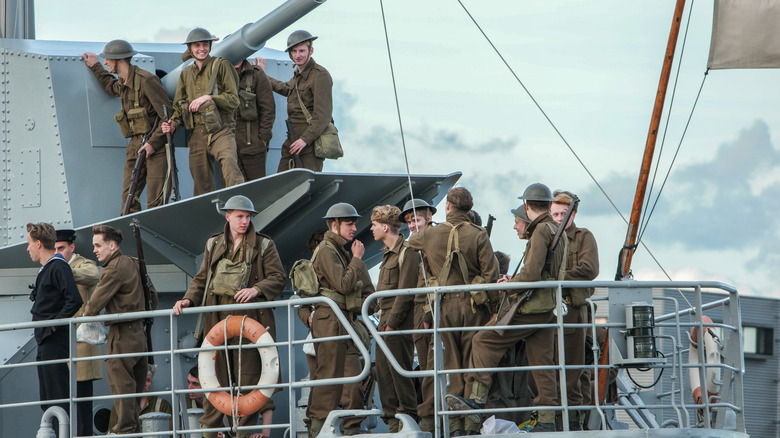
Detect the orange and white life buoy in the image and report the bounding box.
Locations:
[688,315,721,405]
[198,316,280,417]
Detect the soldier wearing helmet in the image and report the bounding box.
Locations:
[300,202,374,437]
[161,28,246,196]
[255,30,334,172]
[407,187,499,435]
[82,40,173,215]
[550,190,599,430]
[173,195,286,438]
[450,182,565,433]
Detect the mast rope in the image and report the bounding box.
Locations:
[454,0,704,291]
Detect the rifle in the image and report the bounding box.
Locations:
[285,119,304,169]
[121,117,159,216]
[131,218,155,364]
[163,105,180,202]
[485,214,496,237]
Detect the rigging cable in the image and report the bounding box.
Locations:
[637,0,696,243]
[454,0,700,288]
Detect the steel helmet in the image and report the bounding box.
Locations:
[323,202,360,219]
[99,40,137,60]
[220,195,258,214]
[398,198,437,222]
[511,204,530,223]
[183,28,219,44]
[518,183,555,202]
[285,30,317,52]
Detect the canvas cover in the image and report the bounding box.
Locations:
[708,0,780,69]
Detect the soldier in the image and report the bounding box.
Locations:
[301,202,374,437]
[82,40,173,214]
[256,30,333,172]
[26,223,83,416]
[54,229,103,437]
[408,188,499,435]
[173,195,286,438]
[235,58,275,180]
[370,205,418,432]
[551,190,599,430]
[82,224,147,434]
[161,28,245,196]
[448,183,566,433]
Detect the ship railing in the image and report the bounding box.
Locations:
[362,279,745,436]
[0,295,371,438]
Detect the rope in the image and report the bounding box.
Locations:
[378,0,431,291]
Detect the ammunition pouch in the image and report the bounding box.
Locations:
[469,275,488,307]
[210,258,251,297]
[114,111,133,138]
[126,107,152,137]
[290,258,319,297]
[237,89,258,121]
[567,288,594,307]
[178,100,194,130]
[198,99,223,134]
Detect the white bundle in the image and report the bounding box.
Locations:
[76,322,108,345]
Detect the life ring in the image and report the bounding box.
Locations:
[198,316,280,417]
[688,315,721,405]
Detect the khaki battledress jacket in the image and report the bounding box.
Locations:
[511,212,565,285]
[89,64,171,151]
[562,223,599,304]
[182,222,286,337]
[376,235,418,329]
[171,56,240,130]
[312,231,374,314]
[83,250,146,319]
[69,254,103,381]
[268,58,333,146]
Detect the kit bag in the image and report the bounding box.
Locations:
[295,82,343,159]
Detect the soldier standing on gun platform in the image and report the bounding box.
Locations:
[550,190,599,430]
[173,195,286,438]
[161,28,245,195]
[235,58,275,180]
[27,223,83,418]
[82,40,173,215]
[83,225,148,435]
[54,229,103,437]
[255,30,333,172]
[371,205,419,432]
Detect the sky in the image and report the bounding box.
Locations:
[35,0,780,298]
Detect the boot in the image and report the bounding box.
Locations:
[531,411,557,433]
[568,411,583,431]
[387,418,401,433]
[308,418,325,438]
[419,416,435,433]
[200,425,219,438]
[464,417,481,435]
[445,394,484,424]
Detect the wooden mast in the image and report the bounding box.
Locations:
[616,0,687,280]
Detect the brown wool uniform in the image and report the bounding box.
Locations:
[268,58,332,172]
[83,250,148,434]
[171,56,245,195]
[408,211,499,426]
[375,235,419,424]
[305,231,374,429]
[554,224,599,409]
[88,63,173,214]
[412,257,432,412]
[69,254,103,436]
[234,60,275,180]
[182,223,285,432]
[466,212,565,424]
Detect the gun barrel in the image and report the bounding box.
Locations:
[162,0,327,94]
